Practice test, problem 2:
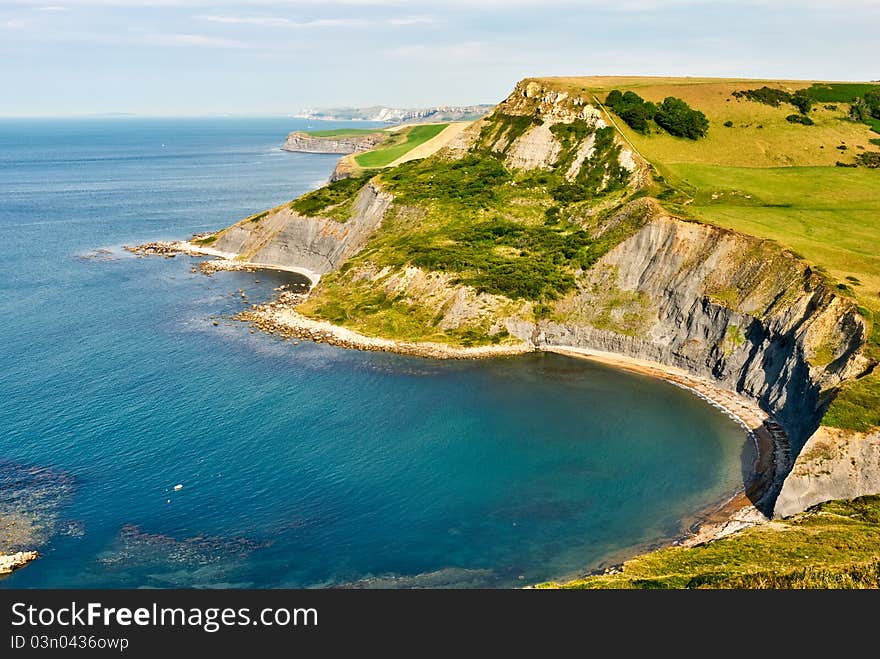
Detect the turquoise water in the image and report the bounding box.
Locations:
[0,118,750,588]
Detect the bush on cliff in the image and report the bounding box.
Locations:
[290,173,374,219]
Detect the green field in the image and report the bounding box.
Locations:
[354,123,448,168]
[548,494,880,589]
[661,163,880,306]
[302,128,384,137]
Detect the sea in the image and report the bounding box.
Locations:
[0,117,751,588]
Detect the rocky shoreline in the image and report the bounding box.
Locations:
[236,292,532,360]
[238,294,790,543]
[0,551,38,576]
[124,240,321,283]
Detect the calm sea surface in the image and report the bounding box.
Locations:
[0,118,750,588]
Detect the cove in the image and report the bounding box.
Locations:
[0,118,750,588]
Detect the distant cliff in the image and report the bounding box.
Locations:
[282,131,386,154]
[294,105,493,124]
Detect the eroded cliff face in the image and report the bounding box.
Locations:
[774,427,880,517]
[505,212,869,448]
[445,79,649,188]
[282,131,385,154]
[210,183,392,279]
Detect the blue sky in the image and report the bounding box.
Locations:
[1,0,878,116]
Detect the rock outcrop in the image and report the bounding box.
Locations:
[209,183,392,278]
[774,427,880,517]
[282,131,386,154]
[0,551,38,575]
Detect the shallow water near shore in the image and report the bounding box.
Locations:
[0,118,750,588]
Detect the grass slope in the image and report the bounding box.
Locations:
[549,494,880,589]
[355,124,448,168]
[663,163,880,304]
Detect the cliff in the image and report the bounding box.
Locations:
[282,131,386,154]
[200,77,877,517]
[774,427,880,517]
[294,104,494,123]
[512,212,869,448]
[208,183,392,280]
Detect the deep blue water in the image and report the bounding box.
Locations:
[0,118,750,588]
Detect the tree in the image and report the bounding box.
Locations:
[654,97,710,139]
[605,90,623,107]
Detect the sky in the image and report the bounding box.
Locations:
[1,0,878,117]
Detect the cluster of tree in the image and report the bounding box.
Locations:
[604,90,655,132]
[604,90,709,139]
[850,88,880,124]
[732,86,813,115]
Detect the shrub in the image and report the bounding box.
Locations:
[654,97,710,139]
[786,114,815,125]
[790,90,813,114]
[732,86,791,107]
[733,86,817,114]
[856,152,880,168]
[404,218,592,300]
[723,120,734,127]
[382,154,511,209]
